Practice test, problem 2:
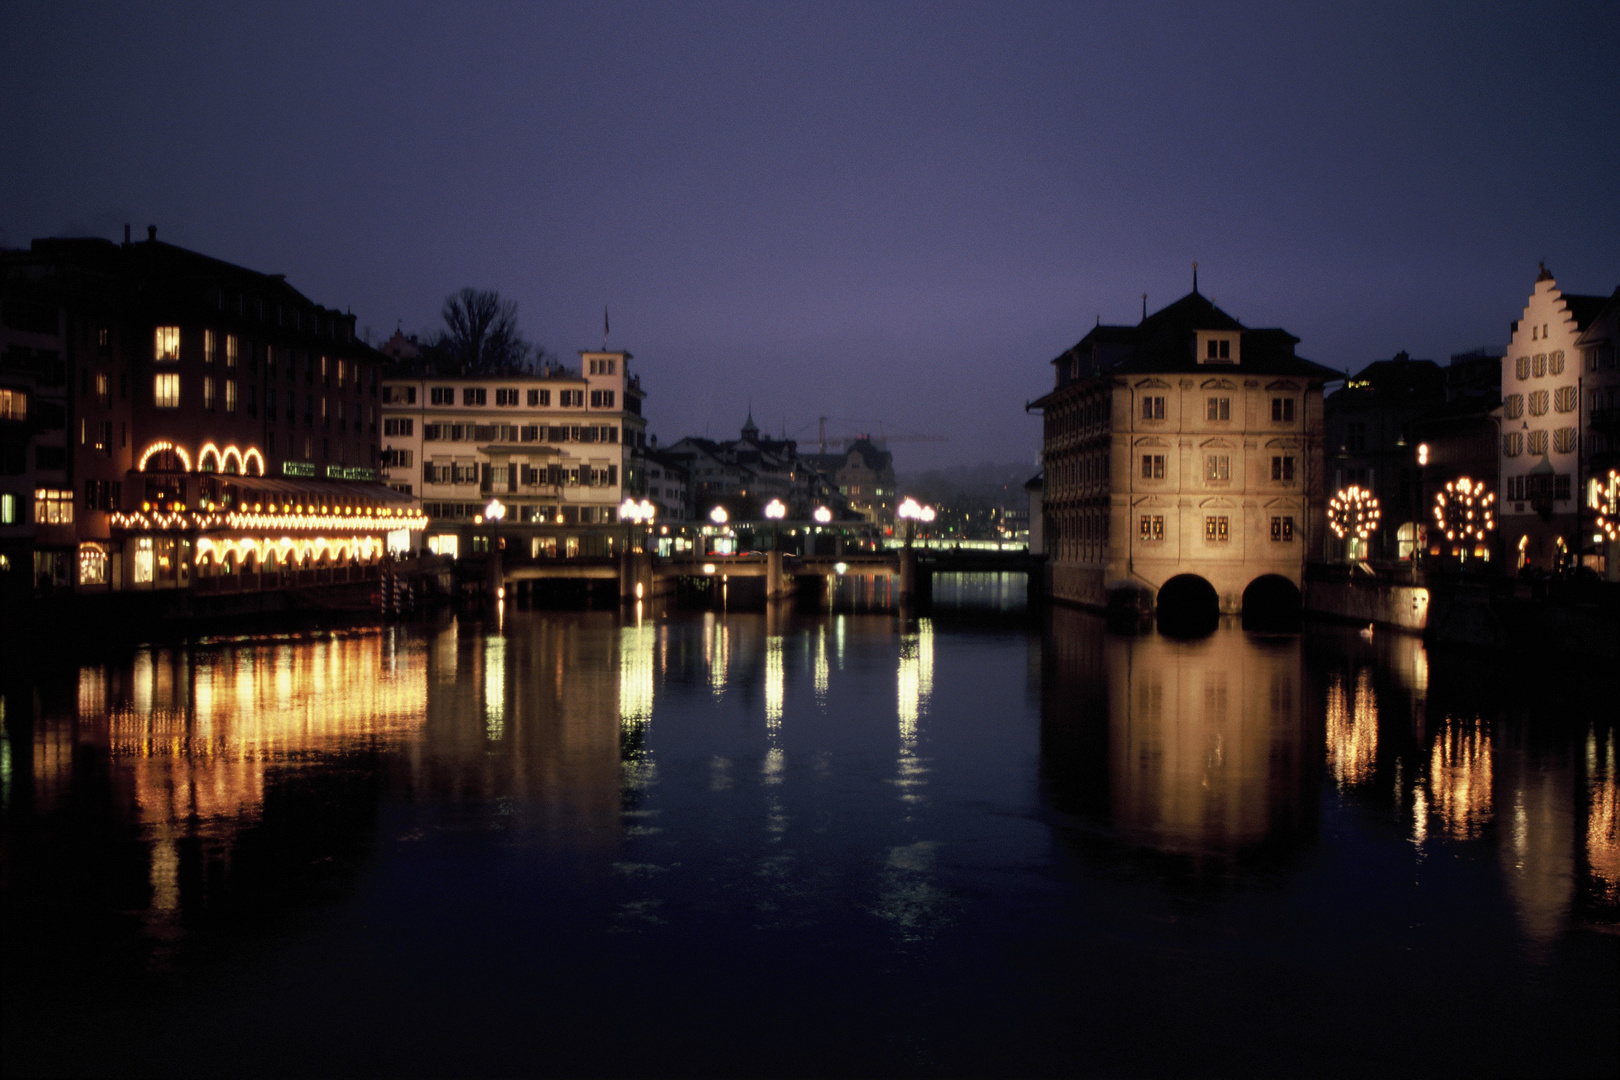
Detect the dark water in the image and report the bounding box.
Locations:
[2,582,1616,1077]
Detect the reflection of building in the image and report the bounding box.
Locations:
[1,230,407,598]
[381,351,648,554]
[1040,608,1312,858]
[1497,266,1617,570]
[1030,288,1337,614]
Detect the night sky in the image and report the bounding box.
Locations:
[3,2,1616,470]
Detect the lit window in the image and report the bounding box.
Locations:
[1270,516,1295,542]
[225,379,238,414]
[226,334,239,368]
[34,488,73,524]
[134,536,154,583]
[1139,514,1165,540]
[1206,396,1230,421]
[205,329,217,364]
[154,373,180,408]
[1204,454,1231,482]
[0,388,27,420]
[154,326,180,361]
[1204,515,1229,542]
[0,493,16,523]
[79,542,108,585]
[203,376,216,410]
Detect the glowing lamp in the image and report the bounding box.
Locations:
[710,506,728,525]
[813,506,832,524]
[764,499,786,520]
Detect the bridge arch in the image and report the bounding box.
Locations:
[1241,574,1302,632]
[1155,574,1219,636]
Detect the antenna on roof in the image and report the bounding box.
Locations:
[1095,314,1100,327]
[1192,261,1199,294]
[1142,293,1147,321]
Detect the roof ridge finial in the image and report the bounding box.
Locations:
[1536,259,1553,283]
[1192,261,1199,294]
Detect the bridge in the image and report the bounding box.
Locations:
[484,547,1046,607]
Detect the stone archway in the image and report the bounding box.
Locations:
[1156,574,1220,637]
[1241,574,1302,632]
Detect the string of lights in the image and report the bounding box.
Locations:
[1328,485,1380,540]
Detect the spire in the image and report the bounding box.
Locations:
[742,404,758,440]
[1192,261,1199,294]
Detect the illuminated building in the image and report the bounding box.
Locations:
[380,351,647,554]
[1497,265,1617,571]
[1029,285,1337,616]
[0,227,411,598]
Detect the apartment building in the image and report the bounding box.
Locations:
[380,350,647,550]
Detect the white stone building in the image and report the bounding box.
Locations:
[380,350,646,552]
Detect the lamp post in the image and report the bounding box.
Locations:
[764,498,786,552]
[709,505,728,557]
[897,497,935,548]
[483,498,507,599]
[620,497,656,552]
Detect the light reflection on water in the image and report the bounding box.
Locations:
[3,590,1618,1075]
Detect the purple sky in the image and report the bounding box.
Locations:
[3,2,1616,470]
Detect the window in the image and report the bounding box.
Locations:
[590,389,616,408]
[383,417,414,437]
[1204,515,1229,542]
[496,388,519,406]
[431,386,455,405]
[1205,338,1231,361]
[205,329,217,364]
[1555,474,1571,501]
[154,326,179,361]
[462,387,486,406]
[34,487,73,524]
[154,373,180,408]
[0,493,16,522]
[1140,395,1165,420]
[560,389,584,408]
[1270,516,1295,542]
[203,376,217,410]
[1554,386,1577,413]
[1503,432,1523,457]
[1270,455,1295,482]
[1527,429,1548,455]
[1,388,27,420]
[1503,393,1524,419]
[1549,350,1564,376]
[1271,397,1295,422]
[1204,454,1231,481]
[1140,453,1165,479]
[528,388,550,406]
[382,448,414,468]
[1529,389,1549,416]
[225,379,238,414]
[1532,354,1546,378]
[79,542,108,585]
[1139,514,1165,540]
[1515,355,1530,380]
[96,371,110,407]
[226,334,238,368]
[384,385,417,404]
[1553,428,1577,454]
[1206,396,1230,421]
[336,359,346,388]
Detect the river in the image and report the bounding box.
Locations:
[3,577,1616,1076]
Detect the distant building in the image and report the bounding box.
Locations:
[643,447,692,523]
[664,412,847,522]
[1497,266,1617,571]
[801,436,896,528]
[1,229,403,599]
[1575,290,1620,576]
[379,350,647,555]
[1030,288,1337,616]
[1323,352,1446,561]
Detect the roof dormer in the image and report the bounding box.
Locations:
[1197,330,1240,365]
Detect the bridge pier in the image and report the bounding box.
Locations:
[620,551,654,603]
[899,548,918,603]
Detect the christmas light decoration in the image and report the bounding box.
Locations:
[1596,469,1619,543]
[1329,485,1381,540]
[1432,476,1496,558]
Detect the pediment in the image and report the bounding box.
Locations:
[1261,497,1301,509]
[1134,377,1172,389]
[1198,497,1237,508]
[1133,436,1171,447]
[1200,378,1237,390]
[1263,437,1301,449]
[1199,437,1236,449]
[1131,495,1174,508]
[1265,379,1301,391]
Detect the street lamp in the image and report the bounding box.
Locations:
[764,498,786,552]
[897,497,934,548]
[620,497,656,552]
[813,505,832,524]
[710,505,728,525]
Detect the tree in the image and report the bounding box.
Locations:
[433,288,539,376]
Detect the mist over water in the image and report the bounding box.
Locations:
[3,588,1615,1076]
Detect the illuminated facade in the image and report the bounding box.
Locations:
[1031,288,1336,614]
[379,351,647,553]
[1497,266,1617,571]
[0,229,408,597]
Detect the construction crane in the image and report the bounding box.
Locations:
[793,416,950,454]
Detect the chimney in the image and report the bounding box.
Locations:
[147,225,156,242]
